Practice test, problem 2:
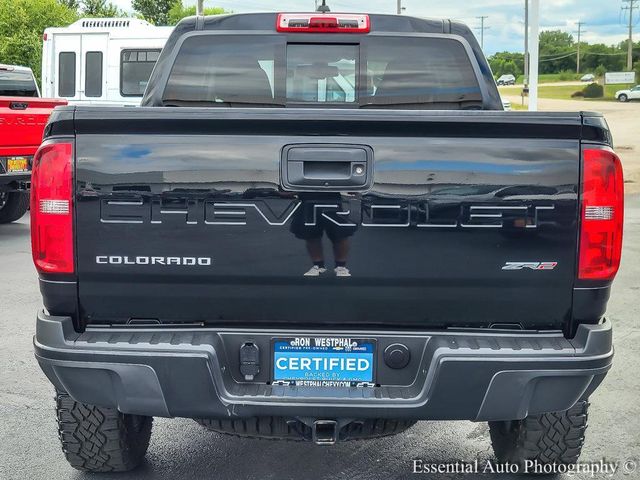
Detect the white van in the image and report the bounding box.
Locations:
[42,18,173,106]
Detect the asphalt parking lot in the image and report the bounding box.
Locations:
[0,196,638,480]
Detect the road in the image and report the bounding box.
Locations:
[1,201,639,479]
[506,81,586,88]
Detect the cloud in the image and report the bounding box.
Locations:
[108,0,633,54]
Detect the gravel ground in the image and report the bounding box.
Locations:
[1,199,639,479]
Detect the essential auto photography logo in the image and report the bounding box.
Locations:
[411,458,637,477]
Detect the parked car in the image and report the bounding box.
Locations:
[0,64,66,223]
[42,18,172,106]
[580,73,595,82]
[0,64,40,97]
[615,85,640,102]
[496,74,516,85]
[33,11,620,473]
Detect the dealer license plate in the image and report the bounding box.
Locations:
[273,337,375,387]
[7,156,30,172]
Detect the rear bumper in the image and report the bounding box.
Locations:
[34,311,613,422]
[0,172,30,190]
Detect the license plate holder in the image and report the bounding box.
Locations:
[272,337,375,387]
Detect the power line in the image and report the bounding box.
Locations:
[538,49,640,63]
[540,52,580,62]
[475,16,490,50]
[622,0,639,70]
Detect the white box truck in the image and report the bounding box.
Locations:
[42,18,172,106]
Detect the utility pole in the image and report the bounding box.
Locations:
[524,0,529,87]
[476,16,490,50]
[196,0,203,15]
[622,0,638,70]
[575,21,585,74]
[397,0,402,14]
[529,0,540,111]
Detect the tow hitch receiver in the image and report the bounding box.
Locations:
[312,420,338,445]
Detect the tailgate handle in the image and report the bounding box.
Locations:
[281,144,373,191]
[9,102,28,110]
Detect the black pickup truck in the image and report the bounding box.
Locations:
[32,12,623,473]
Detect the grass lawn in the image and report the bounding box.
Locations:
[514,73,582,84]
[499,83,635,102]
[509,102,527,110]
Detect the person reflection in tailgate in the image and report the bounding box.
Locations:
[290,193,357,277]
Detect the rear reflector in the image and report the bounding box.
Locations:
[30,141,74,274]
[277,13,370,33]
[578,147,624,280]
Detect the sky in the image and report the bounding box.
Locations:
[109,0,636,55]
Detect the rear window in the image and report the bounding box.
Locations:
[163,36,281,105]
[0,69,38,97]
[287,44,357,103]
[362,37,482,107]
[162,35,482,109]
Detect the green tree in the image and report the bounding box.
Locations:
[594,64,607,78]
[132,0,178,25]
[58,0,80,10]
[168,2,228,25]
[0,0,78,83]
[538,30,575,74]
[488,51,524,78]
[82,0,122,18]
[581,43,624,73]
[539,30,574,51]
[82,0,122,17]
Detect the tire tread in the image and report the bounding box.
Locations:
[0,192,29,224]
[489,400,589,467]
[55,390,152,472]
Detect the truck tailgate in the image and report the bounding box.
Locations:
[74,108,584,330]
[0,97,67,155]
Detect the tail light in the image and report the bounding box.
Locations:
[578,147,624,280]
[30,141,74,274]
[277,13,370,33]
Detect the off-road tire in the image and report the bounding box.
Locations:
[0,192,29,223]
[488,400,589,468]
[196,416,416,441]
[56,390,153,472]
[618,94,628,102]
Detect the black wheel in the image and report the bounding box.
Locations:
[488,400,588,468]
[0,191,29,224]
[618,94,628,102]
[56,390,153,472]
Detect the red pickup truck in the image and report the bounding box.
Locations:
[0,65,67,223]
